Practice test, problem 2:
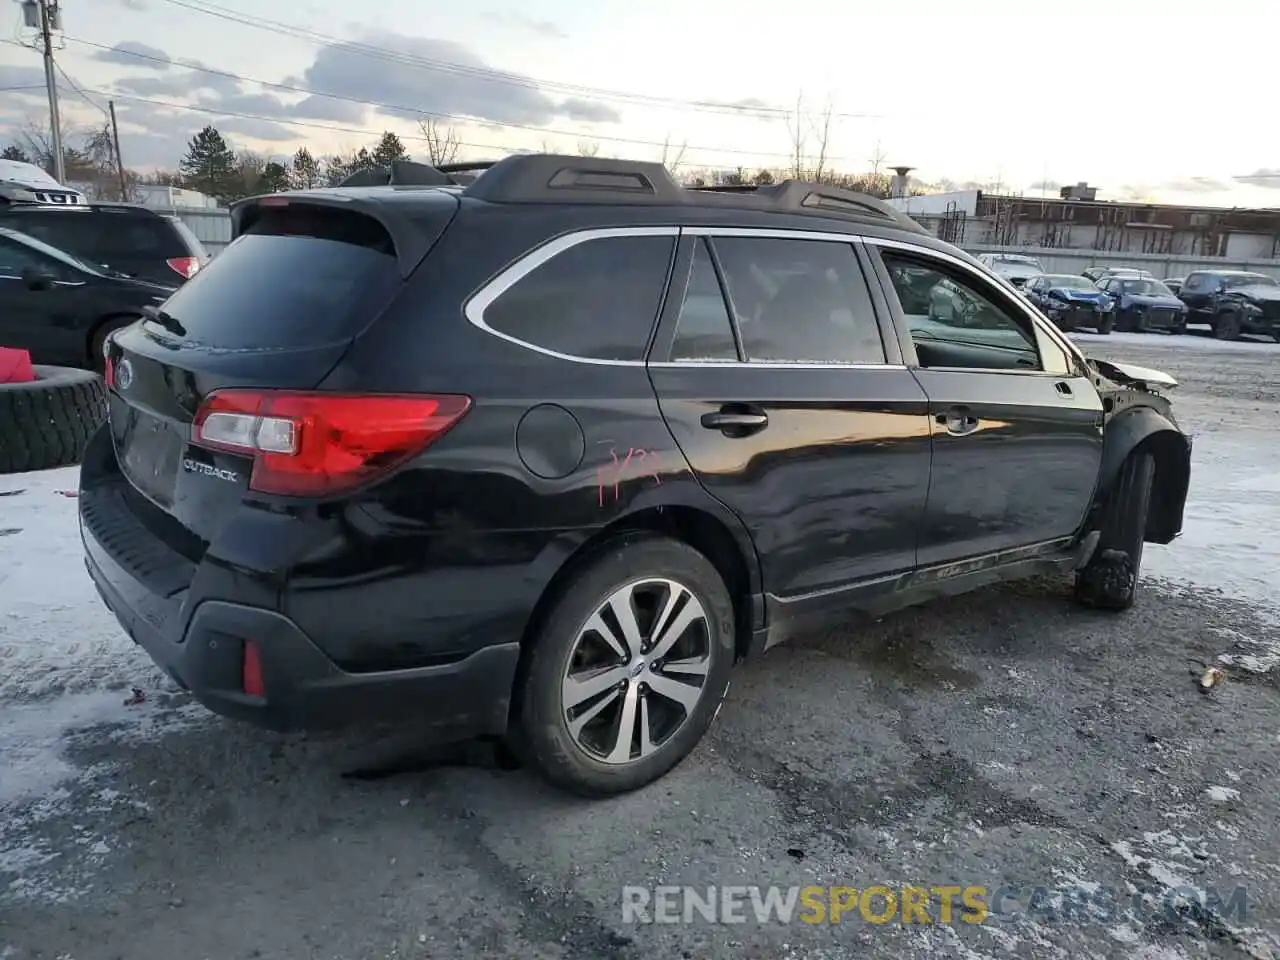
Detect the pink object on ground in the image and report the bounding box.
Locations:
[0,348,35,384]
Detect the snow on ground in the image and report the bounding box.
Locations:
[1072,331,1280,609]
[0,467,193,813]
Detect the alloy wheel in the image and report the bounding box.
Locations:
[561,578,712,765]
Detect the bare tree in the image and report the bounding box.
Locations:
[419,118,461,166]
[810,101,835,184]
[659,133,687,175]
[868,140,888,179]
[785,92,807,180]
[576,139,601,158]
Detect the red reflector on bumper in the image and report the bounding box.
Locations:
[243,640,265,697]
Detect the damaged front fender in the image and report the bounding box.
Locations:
[1088,358,1192,544]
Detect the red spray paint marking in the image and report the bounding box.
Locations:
[596,443,666,506]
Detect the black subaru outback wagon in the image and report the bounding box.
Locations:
[80,155,1192,796]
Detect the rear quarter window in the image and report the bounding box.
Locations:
[480,234,676,361]
[152,206,401,350]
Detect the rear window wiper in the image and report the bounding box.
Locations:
[141,304,187,337]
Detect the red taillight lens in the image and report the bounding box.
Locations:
[191,390,472,497]
[166,256,201,280]
[242,640,265,697]
[104,355,115,388]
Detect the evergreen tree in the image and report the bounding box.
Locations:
[255,161,290,194]
[1,144,31,163]
[290,147,321,189]
[179,125,238,201]
[350,146,375,173]
[371,131,409,167]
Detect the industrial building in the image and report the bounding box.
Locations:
[887,184,1280,261]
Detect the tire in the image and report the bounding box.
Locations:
[516,535,735,796]
[89,316,140,373]
[0,365,108,474]
[1171,318,1187,336]
[1214,310,1242,340]
[1096,314,1114,335]
[1074,451,1155,612]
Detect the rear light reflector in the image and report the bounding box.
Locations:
[104,355,115,388]
[192,390,472,496]
[166,256,201,280]
[243,640,265,697]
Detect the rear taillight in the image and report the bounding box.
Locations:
[104,355,114,388]
[166,256,201,280]
[191,390,472,497]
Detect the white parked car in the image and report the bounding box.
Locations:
[0,158,87,207]
[977,253,1045,289]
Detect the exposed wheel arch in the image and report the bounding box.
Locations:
[1096,406,1191,545]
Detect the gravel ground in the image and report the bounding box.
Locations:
[3,331,1279,960]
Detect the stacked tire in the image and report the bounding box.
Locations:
[0,366,108,474]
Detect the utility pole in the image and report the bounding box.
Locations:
[109,100,127,200]
[35,0,66,182]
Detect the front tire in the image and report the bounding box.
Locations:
[1074,451,1155,611]
[517,535,735,796]
[1213,310,1242,340]
[1095,314,1115,335]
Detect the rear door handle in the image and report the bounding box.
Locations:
[701,406,769,435]
[935,406,980,437]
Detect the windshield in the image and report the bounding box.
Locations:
[1120,279,1175,297]
[1224,274,1278,289]
[1044,275,1095,291]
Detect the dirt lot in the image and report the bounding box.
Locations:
[2,332,1279,960]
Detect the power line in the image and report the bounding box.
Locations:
[56,35,847,162]
[54,61,109,119]
[152,0,889,124]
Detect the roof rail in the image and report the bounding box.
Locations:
[436,160,500,174]
[461,154,925,231]
[464,154,683,205]
[338,160,455,188]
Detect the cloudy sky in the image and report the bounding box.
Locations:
[1,0,1277,206]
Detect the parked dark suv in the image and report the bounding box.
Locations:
[0,201,209,286]
[1177,270,1280,340]
[0,226,176,368]
[80,155,1192,796]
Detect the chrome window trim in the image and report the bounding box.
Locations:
[864,235,1089,375]
[466,224,910,370]
[672,226,898,369]
[463,225,680,367]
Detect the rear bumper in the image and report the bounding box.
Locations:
[78,426,521,736]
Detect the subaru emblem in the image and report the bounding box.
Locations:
[116,359,134,391]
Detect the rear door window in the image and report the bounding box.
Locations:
[482,234,676,361]
[711,236,886,364]
[153,206,402,349]
[670,238,739,361]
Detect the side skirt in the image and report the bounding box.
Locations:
[752,537,1094,655]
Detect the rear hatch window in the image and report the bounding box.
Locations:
[150,205,401,350]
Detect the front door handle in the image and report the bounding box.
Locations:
[701,406,769,435]
[1055,380,1073,397]
[935,407,980,437]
